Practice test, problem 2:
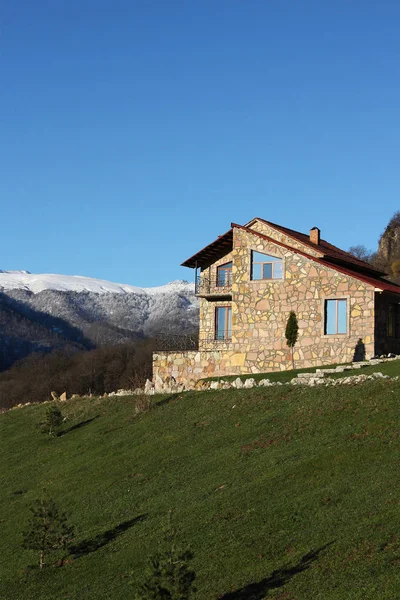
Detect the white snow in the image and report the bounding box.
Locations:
[142,280,194,295]
[0,271,194,296]
[0,270,31,274]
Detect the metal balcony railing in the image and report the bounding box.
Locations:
[154,333,232,352]
[195,274,232,297]
[155,333,199,352]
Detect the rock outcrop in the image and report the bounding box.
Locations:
[375,211,400,279]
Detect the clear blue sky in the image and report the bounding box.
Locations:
[1,0,399,286]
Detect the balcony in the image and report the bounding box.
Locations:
[195,274,232,298]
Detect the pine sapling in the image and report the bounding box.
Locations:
[285,311,299,369]
[132,510,196,600]
[41,405,64,437]
[22,497,75,568]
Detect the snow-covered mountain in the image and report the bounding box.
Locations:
[0,271,199,370]
[0,270,192,296]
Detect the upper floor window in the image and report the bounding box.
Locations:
[251,251,283,280]
[215,306,232,340]
[324,299,347,335]
[217,262,232,287]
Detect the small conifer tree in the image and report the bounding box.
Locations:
[285,311,299,369]
[133,511,196,600]
[22,498,75,568]
[41,406,63,437]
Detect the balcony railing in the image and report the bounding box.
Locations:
[155,333,199,352]
[195,274,232,297]
[154,333,232,352]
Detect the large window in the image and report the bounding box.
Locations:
[217,262,232,287]
[251,251,283,280]
[324,299,347,335]
[215,306,232,340]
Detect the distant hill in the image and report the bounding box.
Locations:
[0,291,87,371]
[0,272,198,369]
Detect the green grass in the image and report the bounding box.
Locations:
[204,359,400,384]
[329,360,400,380]
[2,372,400,599]
[202,363,350,383]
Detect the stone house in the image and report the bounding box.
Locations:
[153,217,400,383]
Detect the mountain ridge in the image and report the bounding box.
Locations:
[0,270,192,295]
[0,272,198,371]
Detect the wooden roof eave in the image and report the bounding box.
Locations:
[180,229,233,269]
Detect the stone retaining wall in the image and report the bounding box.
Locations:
[150,355,399,394]
[152,350,255,384]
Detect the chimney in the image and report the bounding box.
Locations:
[310,227,320,245]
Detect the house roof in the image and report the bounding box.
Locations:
[181,229,233,269]
[236,223,400,296]
[246,217,386,277]
[181,217,400,297]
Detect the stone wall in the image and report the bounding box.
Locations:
[152,350,250,384]
[249,219,323,257]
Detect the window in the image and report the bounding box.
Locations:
[251,251,283,280]
[324,299,347,335]
[215,306,232,340]
[217,262,232,287]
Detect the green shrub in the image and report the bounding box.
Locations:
[41,406,63,437]
[285,311,299,369]
[132,512,196,600]
[22,497,75,569]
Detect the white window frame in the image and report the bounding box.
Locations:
[250,250,284,281]
[323,297,349,336]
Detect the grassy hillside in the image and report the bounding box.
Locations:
[1,373,400,599]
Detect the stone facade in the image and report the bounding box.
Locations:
[248,218,323,258]
[153,219,398,383]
